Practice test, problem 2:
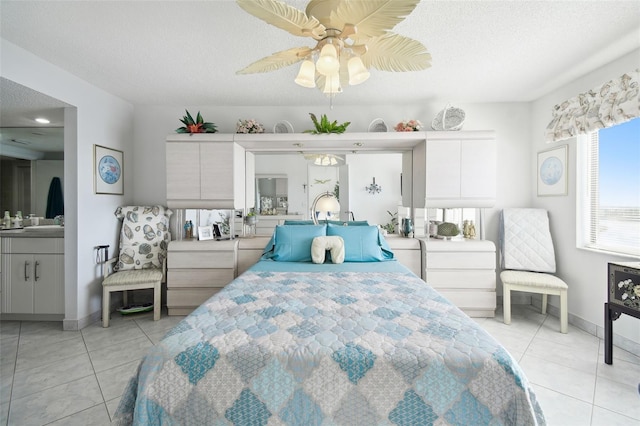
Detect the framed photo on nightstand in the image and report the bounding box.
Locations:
[198,225,214,241]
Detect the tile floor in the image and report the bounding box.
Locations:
[1,305,638,425]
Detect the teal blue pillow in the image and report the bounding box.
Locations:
[271,225,327,262]
[326,225,394,262]
[326,220,370,226]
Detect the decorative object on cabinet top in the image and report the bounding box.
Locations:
[176,110,218,134]
[236,119,265,134]
[303,113,350,134]
[368,118,388,132]
[394,119,423,132]
[431,104,465,131]
[273,120,294,133]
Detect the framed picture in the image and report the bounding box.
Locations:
[537,145,567,196]
[94,145,123,195]
[198,225,214,241]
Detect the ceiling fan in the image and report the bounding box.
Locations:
[236,0,431,96]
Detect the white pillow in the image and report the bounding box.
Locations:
[114,206,172,271]
[311,236,345,264]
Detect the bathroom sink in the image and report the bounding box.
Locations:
[25,225,64,231]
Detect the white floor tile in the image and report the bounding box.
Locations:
[106,397,121,421]
[591,405,640,426]
[47,403,112,426]
[11,352,94,399]
[88,336,153,373]
[594,376,640,420]
[532,384,593,426]
[14,334,87,372]
[526,334,599,375]
[96,359,140,401]
[519,353,596,403]
[8,375,103,426]
[597,357,640,388]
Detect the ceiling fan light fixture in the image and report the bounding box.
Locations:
[316,43,339,76]
[347,56,370,85]
[295,60,316,88]
[322,73,342,95]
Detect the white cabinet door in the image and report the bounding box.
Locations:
[422,131,496,208]
[33,254,64,314]
[3,254,34,313]
[166,142,200,203]
[460,139,496,201]
[426,139,461,200]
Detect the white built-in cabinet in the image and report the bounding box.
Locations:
[166,134,246,209]
[1,237,64,314]
[412,131,496,208]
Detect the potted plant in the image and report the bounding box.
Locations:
[303,113,350,134]
[381,210,398,234]
[176,110,218,134]
[244,209,257,225]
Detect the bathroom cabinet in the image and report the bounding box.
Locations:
[1,237,64,315]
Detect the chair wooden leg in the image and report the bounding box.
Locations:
[153,283,161,321]
[102,288,110,328]
[503,284,511,325]
[560,289,568,333]
[541,293,548,314]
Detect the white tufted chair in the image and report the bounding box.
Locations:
[499,208,568,333]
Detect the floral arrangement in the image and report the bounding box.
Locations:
[236,119,265,134]
[394,119,422,132]
[617,277,640,309]
[176,110,217,134]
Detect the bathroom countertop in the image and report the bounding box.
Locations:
[0,226,65,238]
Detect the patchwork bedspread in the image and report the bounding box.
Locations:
[114,267,545,425]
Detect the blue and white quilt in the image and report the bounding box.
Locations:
[114,264,545,425]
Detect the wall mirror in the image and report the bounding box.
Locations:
[255,175,288,215]
[251,151,405,226]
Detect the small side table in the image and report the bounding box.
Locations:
[604,261,640,365]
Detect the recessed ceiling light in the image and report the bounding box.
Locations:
[35,117,50,124]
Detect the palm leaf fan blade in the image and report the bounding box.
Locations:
[362,34,431,72]
[331,0,420,39]
[237,47,312,74]
[236,0,325,38]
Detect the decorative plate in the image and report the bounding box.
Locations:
[273,120,294,133]
[98,155,122,184]
[368,118,388,132]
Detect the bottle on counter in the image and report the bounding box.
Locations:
[3,211,11,228]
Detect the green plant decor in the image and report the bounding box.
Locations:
[303,113,350,134]
[382,210,398,234]
[176,110,218,134]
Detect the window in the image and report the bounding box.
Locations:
[579,118,640,257]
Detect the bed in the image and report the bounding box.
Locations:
[114,224,545,425]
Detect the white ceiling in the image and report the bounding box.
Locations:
[1,0,639,126]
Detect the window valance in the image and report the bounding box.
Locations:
[545,69,639,142]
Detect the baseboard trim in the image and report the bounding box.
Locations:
[62,310,101,331]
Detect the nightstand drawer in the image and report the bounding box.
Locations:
[427,270,495,289]
[426,252,494,269]
[167,288,222,308]
[168,251,234,269]
[168,268,234,287]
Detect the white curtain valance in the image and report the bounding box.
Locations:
[545,69,639,142]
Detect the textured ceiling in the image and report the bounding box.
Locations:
[1,0,639,116]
